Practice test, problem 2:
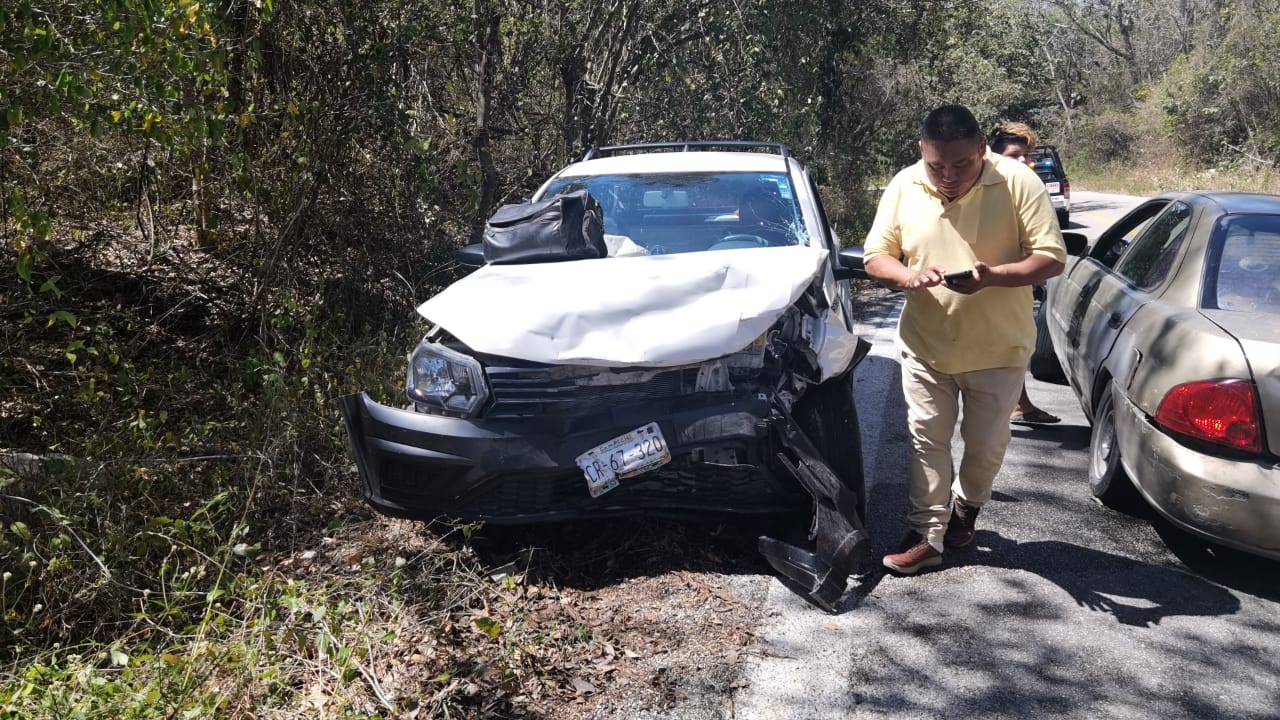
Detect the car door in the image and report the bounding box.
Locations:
[1049,199,1165,396]
[1061,200,1194,411]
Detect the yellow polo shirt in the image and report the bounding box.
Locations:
[863,150,1066,374]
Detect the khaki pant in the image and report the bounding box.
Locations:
[900,351,1026,547]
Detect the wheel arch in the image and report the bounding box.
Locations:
[1088,368,1115,424]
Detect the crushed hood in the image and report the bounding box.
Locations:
[417,245,832,367]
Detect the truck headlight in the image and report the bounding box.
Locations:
[406,341,489,416]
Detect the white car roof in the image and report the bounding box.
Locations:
[550,151,794,178]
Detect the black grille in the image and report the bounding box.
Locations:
[484,364,694,418]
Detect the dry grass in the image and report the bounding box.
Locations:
[1074,157,1280,197]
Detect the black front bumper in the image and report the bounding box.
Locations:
[337,392,808,523]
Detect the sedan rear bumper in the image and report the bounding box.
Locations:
[1115,391,1280,561]
[337,392,806,523]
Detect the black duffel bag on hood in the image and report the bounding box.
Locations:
[482,190,607,264]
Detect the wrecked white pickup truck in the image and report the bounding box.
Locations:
[339,142,872,610]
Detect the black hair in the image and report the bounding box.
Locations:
[920,105,984,143]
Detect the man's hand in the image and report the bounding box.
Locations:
[942,261,990,294]
[866,256,997,294]
[902,265,948,291]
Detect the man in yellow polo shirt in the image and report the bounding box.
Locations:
[864,105,1066,574]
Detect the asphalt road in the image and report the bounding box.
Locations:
[731,191,1280,720]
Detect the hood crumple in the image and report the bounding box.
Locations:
[417,245,832,367]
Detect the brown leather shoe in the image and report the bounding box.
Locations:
[882,535,942,574]
[944,495,981,548]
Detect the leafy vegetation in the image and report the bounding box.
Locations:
[4,0,1280,716]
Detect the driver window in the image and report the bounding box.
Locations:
[1114,201,1193,290]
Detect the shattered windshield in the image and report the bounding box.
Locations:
[540,172,808,254]
[1207,214,1280,313]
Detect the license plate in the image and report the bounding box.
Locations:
[575,422,671,497]
[1044,182,1061,193]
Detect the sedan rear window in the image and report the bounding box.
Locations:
[1207,214,1280,313]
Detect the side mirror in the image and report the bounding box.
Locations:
[458,243,486,269]
[1062,231,1088,257]
[833,246,869,281]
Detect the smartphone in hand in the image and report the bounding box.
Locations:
[943,269,974,284]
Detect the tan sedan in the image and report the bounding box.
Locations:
[1032,192,1280,561]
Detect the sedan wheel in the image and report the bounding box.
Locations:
[1088,387,1140,510]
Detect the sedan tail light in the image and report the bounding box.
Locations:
[1154,379,1262,454]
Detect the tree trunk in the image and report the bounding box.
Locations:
[472,0,501,244]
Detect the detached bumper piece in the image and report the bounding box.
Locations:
[758,404,869,613]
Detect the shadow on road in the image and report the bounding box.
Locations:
[963,535,1242,626]
[1150,516,1280,603]
[847,532,1243,626]
[1011,422,1091,451]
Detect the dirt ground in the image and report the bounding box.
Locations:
[467,517,778,720]
[256,511,782,718]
